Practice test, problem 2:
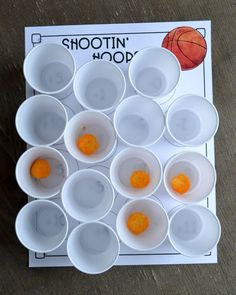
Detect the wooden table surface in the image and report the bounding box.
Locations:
[0,0,235,294]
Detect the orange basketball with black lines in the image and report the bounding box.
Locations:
[162,26,207,70]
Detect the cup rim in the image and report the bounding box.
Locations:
[15,94,68,147]
[165,94,219,147]
[23,43,76,95]
[67,221,120,274]
[113,94,166,147]
[15,199,69,253]
[73,59,126,113]
[116,198,169,251]
[163,151,217,204]
[168,204,221,257]
[15,146,69,199]
[61,169,115,222]
[110,147,163,199]
[64,110,117,164]
[128,46,181,99]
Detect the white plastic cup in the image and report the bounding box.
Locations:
[168,205,221,257]
[15,95,68,146]
[67,222,120,274]
[62,169,114,222]
[110,148,162,199]
[23,43,76,99]
[116,198,169,251]
[64,111,117,163]
[164,151,216,204]
[15,147,68,198]
[165,94,219,146]
[73,60,126,113]
[129,47,181,104]
[15,200,68,253]
[114,95,165,147]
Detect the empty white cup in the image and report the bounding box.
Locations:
[164,152,216,204]
[15,200,68,253]
[15,95,68,146]
[73,60,126,113]
[24,43,76,99]
[62,169,114,222]
[114,95,165,147]
[129,47,181,104]
[165,95,219,146]
[168,205,221,257]
[116,198,169,251]
[64,111,117,163]
[110,148,162,199]
[67,222,120,274]
[15,147,68,198]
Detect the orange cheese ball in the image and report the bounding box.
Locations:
[30,159,51,179]
[130,170,150,189]
[76,133,99,156]
[171,173,191,195]
[127,212,149,235]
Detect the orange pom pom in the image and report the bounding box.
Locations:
[30,159,51,179]
[76,133,99,156]
[171,173,191,195]
[130,170,150,189]
[127,212,149,235]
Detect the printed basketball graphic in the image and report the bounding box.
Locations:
[162,26,207,70]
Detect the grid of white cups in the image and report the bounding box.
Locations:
[15,44,221,274]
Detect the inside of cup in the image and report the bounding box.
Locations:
[16,96,67,146]
[16,148,67,198]
[67,223,119,274]
[74,61,125,111]
[129,48,180,97]
[16,201,67,252]
[65,112,116,162]
[111,149,161,198]
[164,152,216,203]
[169,206,220,256]
[24,44,75,93]
[165,153,216,203]
[117,199,168,250]
[62,171,113,221]
[167,95,218,145]
[115,96,165,146]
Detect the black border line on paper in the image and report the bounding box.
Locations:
[29,27,212,261]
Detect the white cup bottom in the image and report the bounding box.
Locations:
[34,112,66,144]
[85,78,118,110]
[169,205,221,256]
[169,109,201,143]
[117,114,150,145]
[135,67,167,97]
[170,209,202,241]
[15,201,68,252]
[67,222,119,274]
[40,62,72,92]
